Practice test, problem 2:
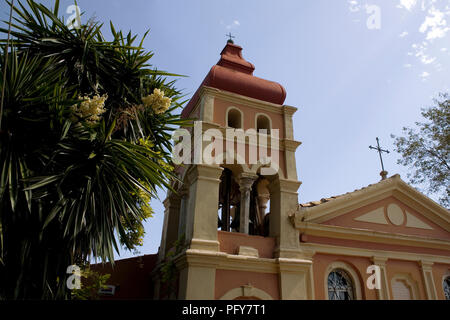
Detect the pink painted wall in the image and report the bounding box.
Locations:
[218,231,275,259]
[431,263,450,300]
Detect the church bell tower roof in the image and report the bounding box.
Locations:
[182,42,287,118]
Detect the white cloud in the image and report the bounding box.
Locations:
[404,63,413,68]
[420,55,436,64]
[398,0,418,11]
[419,7,450,41]
[412,42,436,65]
[420,71,430,79]
[348,0,361,13]
[226,20,240,30]
[441,48,448,52]
[399,31,409,37]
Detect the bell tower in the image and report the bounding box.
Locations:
[154,41,313,300]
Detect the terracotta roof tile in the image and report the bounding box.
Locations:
[299,174,399,208]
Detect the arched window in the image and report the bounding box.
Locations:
[390,274,418,300]
[392,279,413,300]
[327,269,355,300]
[256,114,271,134]
[227,108,242,129]
[444,276,450,300]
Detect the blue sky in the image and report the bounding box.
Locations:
[2,0,449,259]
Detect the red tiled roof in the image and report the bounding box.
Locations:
[299,174,401,208]
[181,42,286,118]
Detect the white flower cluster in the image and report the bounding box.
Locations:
[142,88,171,114]
[71,94,108,124]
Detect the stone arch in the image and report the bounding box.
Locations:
[391,273,420,300]
[255,112,272,134]
[324,261,363,300]
[217,150,251,174]
[219,285,273,300]
[226,106,243,129]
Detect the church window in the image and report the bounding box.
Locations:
[227,108,242,129]
[256,114,271,134]
[444,276,450,300]
[392,279,413,300]
[327,269,355,300]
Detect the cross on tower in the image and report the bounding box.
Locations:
[369,137,390,180]
[226,32,235,43]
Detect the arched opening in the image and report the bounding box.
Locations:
[443,276,450,300]
[256,114,271,134]
[218,168,241,232]
[217,166,271,236]
[324,261,362,300]
[248,176,270,236]
[227,108,242,129]
[327,269,355,300]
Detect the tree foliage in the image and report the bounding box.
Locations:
[0,0,188,299]
[71,265,111,300]
[392,93,449,208]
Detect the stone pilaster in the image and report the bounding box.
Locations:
[278,257,314,300]
[184,164,223,252]
[420,260,438,300]
[158,194,180,261]
[268,178,302,259]
[371,257,391,300]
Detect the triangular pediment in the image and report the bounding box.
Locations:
[296,175,450,241]
[353,204,434,230]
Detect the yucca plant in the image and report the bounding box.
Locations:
[0,0,189,299]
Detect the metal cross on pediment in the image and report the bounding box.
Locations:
[369,137,389,173]
[226,32,235,43]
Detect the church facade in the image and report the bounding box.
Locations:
[98,41,450,300]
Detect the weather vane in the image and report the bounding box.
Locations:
[369,137,390,180]
[226,32,235,44]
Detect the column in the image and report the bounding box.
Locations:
[371,257,391,300]
[238,173,258,234]
[420,260,438,300]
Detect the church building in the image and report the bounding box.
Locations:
[95,41,450,300]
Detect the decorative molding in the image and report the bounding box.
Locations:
[301,242,450,264]
[200,86,293,115]
[386,203,406,226]
[295,221,450,251]
[298,176,450,232]
[354,207,388,225]
[391,273,419,300]
[420,260,438,299]
[405,211,434,230]
[220,285,274,300]
[237,246,259,258]
[277,257,313,274]
[353,206,435,231]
